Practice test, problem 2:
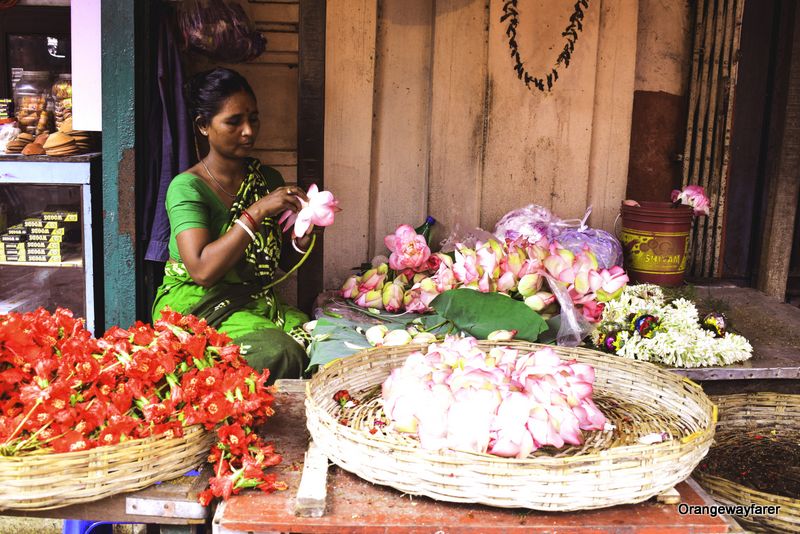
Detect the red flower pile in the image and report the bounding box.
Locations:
[0,307,284,506]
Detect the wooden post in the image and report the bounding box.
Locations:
[298,0,326,313]
[322,0,378,290]
[758,4,800,299]
[101,0,138,331]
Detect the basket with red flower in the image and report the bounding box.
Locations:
[0,307,284,510]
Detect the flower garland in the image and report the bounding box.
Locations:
[590,284,753,368]
[501,0,590,92]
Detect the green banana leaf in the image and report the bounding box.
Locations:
[430,289,549,342]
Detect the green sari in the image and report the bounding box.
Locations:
[152,159,309,382]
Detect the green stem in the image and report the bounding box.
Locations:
[262,234,316,291]
[423,320,449,333]
[2,399,42,446]
[13,420,52,453]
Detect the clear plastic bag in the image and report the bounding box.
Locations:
[493,204,564,243]
[439,223,498,253]
[178,0,267,63]
[543,274,595,346]
[555,207,623,270]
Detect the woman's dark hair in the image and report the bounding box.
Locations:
[185,67,256,127]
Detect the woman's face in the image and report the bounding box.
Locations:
[205,90,260,159]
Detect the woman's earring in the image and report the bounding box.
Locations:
[200,130,208,137]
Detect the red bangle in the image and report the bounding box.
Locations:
[241,209,257,230]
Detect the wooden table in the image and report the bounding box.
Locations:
[213,380,738,534]
[1,467,209,533]
[670,285,800,394]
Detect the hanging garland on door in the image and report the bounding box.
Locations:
[501,0,590,92]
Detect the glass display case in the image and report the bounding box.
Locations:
[0,155,101,332]
[0,5,71,99]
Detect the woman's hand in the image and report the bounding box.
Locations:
[249,186,309,221]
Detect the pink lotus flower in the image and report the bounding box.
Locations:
[403,278,439,313]
[432,264,457,293]
[592,266,629,302]
[278,184,341,238]
[489,392,533,458]
[453,247,480,285]
[385,225,431,272]
[579,300,605,323]
[543,246,576,284]
[671,185,710,216]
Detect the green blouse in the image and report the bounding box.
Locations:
[165,166,285,262]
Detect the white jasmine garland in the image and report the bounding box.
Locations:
[594,285,752,368]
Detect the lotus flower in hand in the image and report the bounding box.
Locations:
[671,185,710,216]
[279,184,341,238]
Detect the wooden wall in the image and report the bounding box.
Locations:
[323,0,639,290]
[186,0,645,299]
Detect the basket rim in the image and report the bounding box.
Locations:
[0,423,208,461]
[695,471,800,507]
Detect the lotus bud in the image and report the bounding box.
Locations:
[412,272,428,284]
[358,267,386,293]
[383,329,413,346]
[524,291,555,312]
[340,275,360,299]
[433,252,454,269]
[496,271,517,293]
[365,325,388,346]
[382,281,404,312]
[517,273,542,298]
[355,289,383,309]
[411,332,437,345]
[302,320,318,334]
[487,329,517,341]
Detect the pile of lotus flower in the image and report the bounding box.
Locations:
[341,224,629,322]
[381,336,607,457]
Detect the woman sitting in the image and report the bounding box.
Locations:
[152,67,311,382]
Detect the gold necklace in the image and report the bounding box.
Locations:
[201,158,237,199]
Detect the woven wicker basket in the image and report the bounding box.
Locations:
[694,393,800,533]
[306,341,716,511]
[0,425,214,511]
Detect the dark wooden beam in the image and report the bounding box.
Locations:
[757,1,800,299]
[297,0,326,315]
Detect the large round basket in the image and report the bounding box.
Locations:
[694,393,800,533]
[0,424,214,511]
[306,341,716,511]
